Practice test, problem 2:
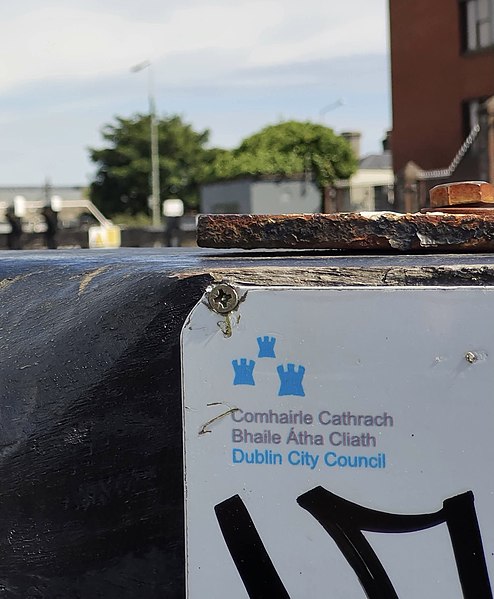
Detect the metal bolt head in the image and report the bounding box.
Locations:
[207,284,239,314]
[465,351,478,364]
[430,181,494,208]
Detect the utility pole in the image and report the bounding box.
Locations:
[319,99,344,123]
[131,61,161,227]
[44,177,52,204]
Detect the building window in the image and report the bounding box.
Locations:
[460,0,494,51]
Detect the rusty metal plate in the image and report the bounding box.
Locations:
[197,213,494,252]
[422,206,494,214]
[430,181,494,207]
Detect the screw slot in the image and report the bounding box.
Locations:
[207,284,239,314]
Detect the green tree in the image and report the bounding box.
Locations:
[205,121,357,189]
[89,114,215,216]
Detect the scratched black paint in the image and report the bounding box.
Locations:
[0,250,210,598]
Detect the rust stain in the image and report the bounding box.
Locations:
[78,266,111,295]
[197,212,494,252]
[218,314,233,338]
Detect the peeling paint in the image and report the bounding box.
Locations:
[0,273,33,292]
[78,266,111,295]
[416,232,437,247]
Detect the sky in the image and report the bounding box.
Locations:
[0,0,390,186]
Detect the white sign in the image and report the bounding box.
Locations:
[162,198,184,217]
[182,287,494,598]
[50,195,63,212]
[13,195,26,217]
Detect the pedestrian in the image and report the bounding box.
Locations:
[41,205,58,249]
[164,216,182,247]
[5,205,23,250]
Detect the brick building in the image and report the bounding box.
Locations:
[389,0,494,209]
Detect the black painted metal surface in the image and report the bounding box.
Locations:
[2,248,494,597]
[0,250,210,598]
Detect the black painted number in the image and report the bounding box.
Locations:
[214,488,493,598]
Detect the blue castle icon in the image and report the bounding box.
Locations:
[277,364,305,396]
[257,336,276,358]
[232,359,256,386]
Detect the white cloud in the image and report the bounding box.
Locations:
[0,0,387,92]
[247,16,386,67]
[0,0,390,185]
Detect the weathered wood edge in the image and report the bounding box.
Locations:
[174,265,494,287]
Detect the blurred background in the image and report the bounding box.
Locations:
[0,0,492,249]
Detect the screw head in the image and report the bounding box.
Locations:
[207,284,239,314]
[465,351,478,364]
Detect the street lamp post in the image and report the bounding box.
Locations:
[131,60,161,227]
[319,99,344,123]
